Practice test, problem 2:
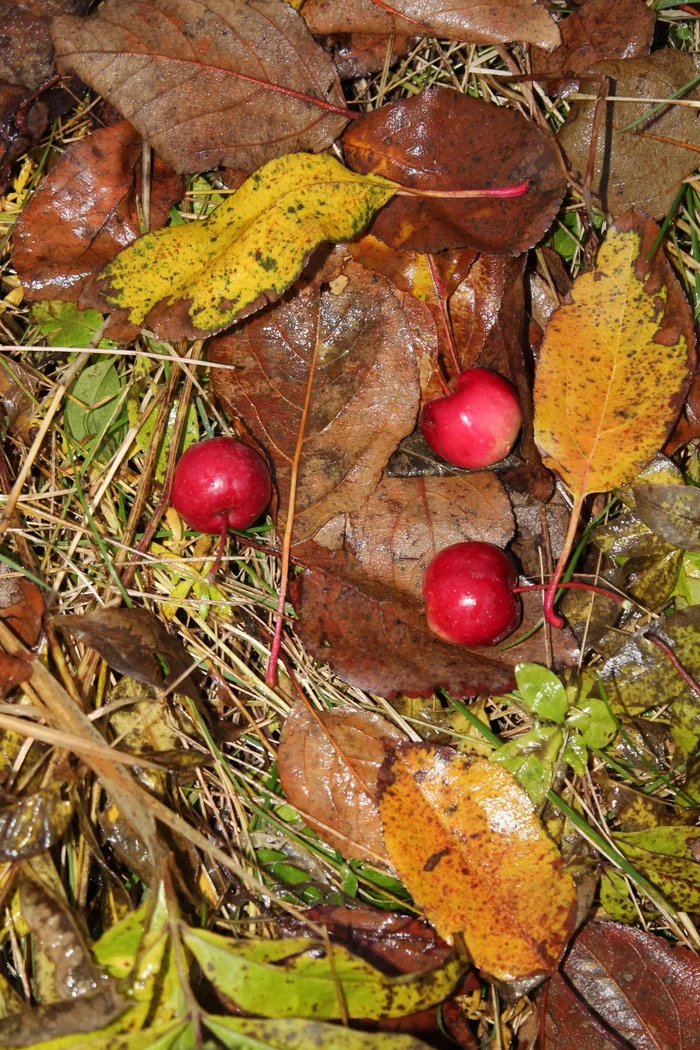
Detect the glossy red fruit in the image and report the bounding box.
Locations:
[422,541,521,647]
[171,437,272,534]
[420,367,522,469]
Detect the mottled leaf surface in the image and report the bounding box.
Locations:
[52,0,349,174]
[90,154,395,340]
[558,50,700,219]
[0,786,72,861]
[633,483,700,553]
[13,122,183,303]
[343,87,566,255]
[612,825,700,912]
[210,263,427,542]
[378,746,576,979]
[207,1016,438,1049]
[277,700,406,863]
[531,0,654,78]
[534,212,695,500]
[301,0,560,49]
[291,541,517,699]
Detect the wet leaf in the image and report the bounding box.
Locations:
[277,700,406,863]
[89,154,395,341]
[378,745,577,979]
[317,474,514,600]
[291,541,516,699]
[53,607,202,702]
[0,985,128,1049]
[183,928,462,1019]
[555,921,700,1050]
[0,563,44,649]
[0,357,38,445]
[595,771,696,831]
[207,1015,438,1050]
[13,122,183,303]
[633,483,700,554]
[514,663,568,723]
[52,0,349,174]
[534,212,695,503]
[558,50,700,219]
[211,263,427,542]
[301,0,561,49]
[531,0,655,79]
[343,87,566,255]
[0,0,90,88]
[611,825,700,911]
[0,785,73,861]
[491,725,563,806]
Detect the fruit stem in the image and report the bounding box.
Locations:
[394,179,530,200]
[513,580,624,603]
[427,254,461,378]
[543,495,584,628]
[207,517,228,583]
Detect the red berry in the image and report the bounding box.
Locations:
[422,541,521,647]
[171,437,272,534]
[420,367,522,469]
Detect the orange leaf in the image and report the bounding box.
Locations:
[378,744,576,980]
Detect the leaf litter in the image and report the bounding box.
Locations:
[1,3,700,1050]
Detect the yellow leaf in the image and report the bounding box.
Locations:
[96,153,396,339]
[378,744,576,980]
[534,211,694,501]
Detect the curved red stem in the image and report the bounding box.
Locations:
[207,517,228,582]
[513,580,624,603]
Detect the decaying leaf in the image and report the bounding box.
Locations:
[343,87,566,255]
[0,986,126,1048]
[300,0,561,49]
[0,564,44,649]
[182,928,463,1019]
[211,263,427,542]
[88,154,395,340]
[611,825,700,912]
[0,354,38,446]
[534,211,695,508]
[53,606,202,702]
[291,541,517,699]
[531,0,655,79]
[595,771,696,831]
[13,121,183,303]
[329,34,415,80]
[378,745,577,978]
[633,483,700,554]
[316,474,514,600]
[558,50,700,219]
[0,785,73,861]
[0,80,48,193]
[206,1016,439,1050]
[277,700,406,863]
[0,0,90,88]
[52,0,350,174]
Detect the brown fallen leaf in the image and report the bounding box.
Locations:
[13,121,183,302]
[0,986,126,1049]
[544,921,700,1050]
[0,564,44,649]
[531,0,655,79]
[291,540,517,699]
[210,263,430,543]
[0,80,49,193]
[53,607,202,702]
[343,87,566,255]
[52,0,350,175]
[666,367,700,453]
[316,473,514,600]
[277,700,407,862]
[301,0,561,50]
[558,50,700,219]
[0,357,39,446]
[0,785,73,861]
[327,34,415,80]
[0,0,90,88]
[378,745,577,979]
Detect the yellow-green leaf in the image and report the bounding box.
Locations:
[612,825,700,911]
[378,745,577,980]
[95,153,396,340]
[181,929,462,1020]
[534,211,694,502]
[205,1015,435,1050]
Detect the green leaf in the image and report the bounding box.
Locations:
[31,302,114,348]
[600,869,638,923]
[491,725,563,805]
[97,153,396,340]
[205,1016,435,1050]
[65,357,124,451]
[93,901,148,978]
[182,929,462,1020]
[612,825,700,911]
[514,663,568,723]
[566,697,617,749]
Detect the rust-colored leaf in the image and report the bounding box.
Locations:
[316,474,514,600]
[52,0,349,175]
[378,745,577,979]
[534,211,695,504]
[531,0,655,79]
[546,921,700,1050]
[0,80,49,193]
[301,0,561,50]
[210,263,429,543]
[0,0,90,88]
[277,700,407,863]
[13,121,183,302]
[53,607,202,702]
[291,541,517,699]
[558,50,700,219]
[0,358,38,446]
[328,34,415,80]
[0,564,44,649]
[343,87,566,255]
